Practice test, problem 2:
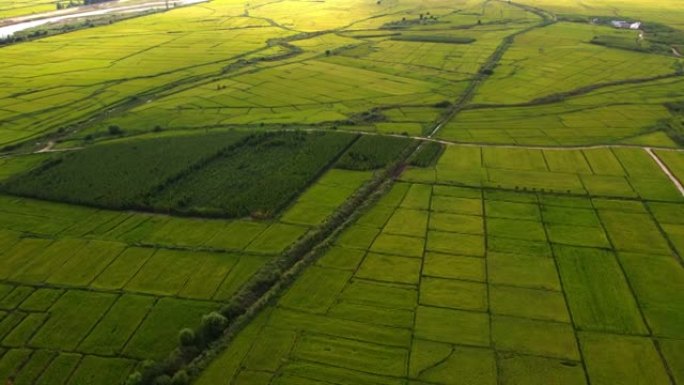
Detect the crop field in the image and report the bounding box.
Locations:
[0,0,53,18]
[402,145,684,201]
[0,5,293,146]
[0,150,375,382]
[472,22,680,105]
[1,0,684,383]
[195,155,684,385]
[0,0,554,146]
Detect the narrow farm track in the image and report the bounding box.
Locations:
[646,147,684,195]
[427,0,556,139]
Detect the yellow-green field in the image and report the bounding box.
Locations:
[1,0,683,383]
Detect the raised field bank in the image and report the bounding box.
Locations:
[0,0,683,383]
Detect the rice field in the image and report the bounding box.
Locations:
[402,145,684,201]
[0,0,53,18]
[472,22,680,105]
[0,160,372,382]
[195,173,684,385]
[1,0,684,383]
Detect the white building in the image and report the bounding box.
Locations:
[611,20,641,30]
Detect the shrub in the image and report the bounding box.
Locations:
[153,375,171,385]
[200,312,228,341]
[219,301,246,319]
[178,328,196,347]
[124,372,142,385]
[171,371,190,385]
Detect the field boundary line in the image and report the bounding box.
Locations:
[645,147,684,196]
[426,0,556,139]
[3,127,683,161]
[589,194,679,384]
[466,72,684,110]
[538,192,592,385]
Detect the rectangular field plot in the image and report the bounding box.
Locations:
[579,332,672,385]
[438,103,674,146]
[554,246,647,334]
[427,145,683,201]
[3,131,357,219]
[281,169,371,226]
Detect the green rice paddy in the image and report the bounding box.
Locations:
[0,0,683,383]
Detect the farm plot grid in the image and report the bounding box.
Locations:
[194,178,684,385]
[0,163,371,383]
[402,145,684,202]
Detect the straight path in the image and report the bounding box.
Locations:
[646,147,684,196]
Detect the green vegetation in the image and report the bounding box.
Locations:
[2,132,248,208]
[192,141,684,385]
[336,135,413,170]
[0,0,683,383]
[4,131,356,218]
[410,141,445,167]
[0,150,375,383]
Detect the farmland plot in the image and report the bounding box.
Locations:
[0,7,293,146]
[439,103,675,145]
[194,150,684,385]
[1,0,684,383]
[402,144,684,201]
[473,23,679,105]
[0,137,376,382]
